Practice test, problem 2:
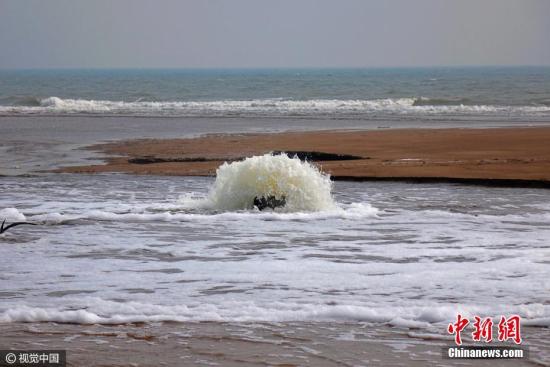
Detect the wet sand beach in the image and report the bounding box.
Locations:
[1,322,547,367]
[59,127,550,186]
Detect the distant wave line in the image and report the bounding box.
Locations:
[0,96,549,116]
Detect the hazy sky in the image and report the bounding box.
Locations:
[1,0,549,69]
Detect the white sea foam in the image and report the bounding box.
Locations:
[1,298,549,326]
[24,202,378,226]
[0,207,26,222]
[0,97,549,116]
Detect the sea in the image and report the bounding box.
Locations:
[1,67,549,362]
[1,67,550,119]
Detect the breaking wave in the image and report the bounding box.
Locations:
[0,96,549,117]
[1,298,549,326]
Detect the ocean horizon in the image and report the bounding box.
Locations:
[1,66,550,120]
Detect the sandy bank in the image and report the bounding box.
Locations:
[59,127,550,187]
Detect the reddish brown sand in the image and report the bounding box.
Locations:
[59,127,550,185]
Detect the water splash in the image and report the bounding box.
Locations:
[198,154,337,212]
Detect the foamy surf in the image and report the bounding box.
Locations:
[0,208,26,222]
[1,174,549,337]
[1,298,549,327]
[18,202,378,225]
[1,96,549,117]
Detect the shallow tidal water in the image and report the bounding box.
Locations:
[1,174,549,329]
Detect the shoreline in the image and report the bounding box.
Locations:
[57,126,550,187]
[2,321,547,366]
